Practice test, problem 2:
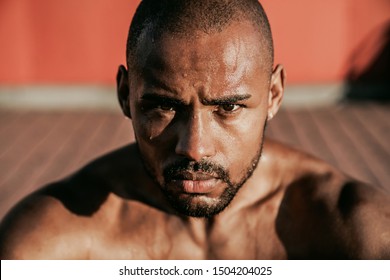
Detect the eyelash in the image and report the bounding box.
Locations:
[216,104,245,114]
[142,102,246,117]
[141,102,176,112]
[157,104,176,111]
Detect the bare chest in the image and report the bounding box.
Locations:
[88,210,286,259]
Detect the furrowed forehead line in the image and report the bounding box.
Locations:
[201,94,252,105]
[140,69,254,104]
[140,92,252,106]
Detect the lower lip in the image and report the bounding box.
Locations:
[173,179,218,194]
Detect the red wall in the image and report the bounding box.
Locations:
[264,0,390,83]
[0,0,389,84]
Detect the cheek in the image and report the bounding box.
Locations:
[217,109,266,147]
[215,110,266,174]
[131,111,175,179]
[138,112,174,141]
[131,100,176,142]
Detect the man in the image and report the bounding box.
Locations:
[0,0,389,259]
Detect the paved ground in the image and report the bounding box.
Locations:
[0,102,389,219]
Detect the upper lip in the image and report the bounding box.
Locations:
[170,171,217,181]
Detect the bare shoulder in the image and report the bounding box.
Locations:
[0,190,91,259]
[0,144,138,260]
[265,139,390,259]
[335,180,390,258]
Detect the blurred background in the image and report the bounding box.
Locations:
[0,0,389,219]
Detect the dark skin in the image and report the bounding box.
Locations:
[0,21,389,259]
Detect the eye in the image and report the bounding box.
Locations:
[222,104,237,111]
[158,104,175,111]
[217,104,243,114]
[140,102,177,117]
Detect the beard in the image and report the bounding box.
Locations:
[160,147,263,218]
[139,123,266,218]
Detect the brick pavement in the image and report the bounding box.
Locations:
[0,103,389,219]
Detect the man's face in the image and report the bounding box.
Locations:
[127,21,273,217]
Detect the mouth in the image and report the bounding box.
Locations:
[167,171,220,194]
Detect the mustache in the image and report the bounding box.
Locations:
[163,159,230,182]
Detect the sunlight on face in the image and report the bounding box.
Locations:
[130,21,272,217]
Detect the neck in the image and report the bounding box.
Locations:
[218,152,281,217]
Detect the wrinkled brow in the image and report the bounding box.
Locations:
[141,93,252,107]
[201,94,252,105]
[141,93,187,106]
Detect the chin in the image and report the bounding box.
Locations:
[164,189,236,218]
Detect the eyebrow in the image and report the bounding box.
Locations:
[141,93,187,107]
[201,94,252,105]
[140,93,252,107]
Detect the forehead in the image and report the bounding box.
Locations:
[133,21,269,93]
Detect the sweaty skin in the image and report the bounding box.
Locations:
[0,21,389,260]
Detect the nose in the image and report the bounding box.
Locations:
[175,112,216,161]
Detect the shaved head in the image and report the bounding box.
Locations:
[118,0,283,219]
[126,0,274,73]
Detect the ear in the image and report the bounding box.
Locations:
[117,65,131,118]
[267,64,286,121]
